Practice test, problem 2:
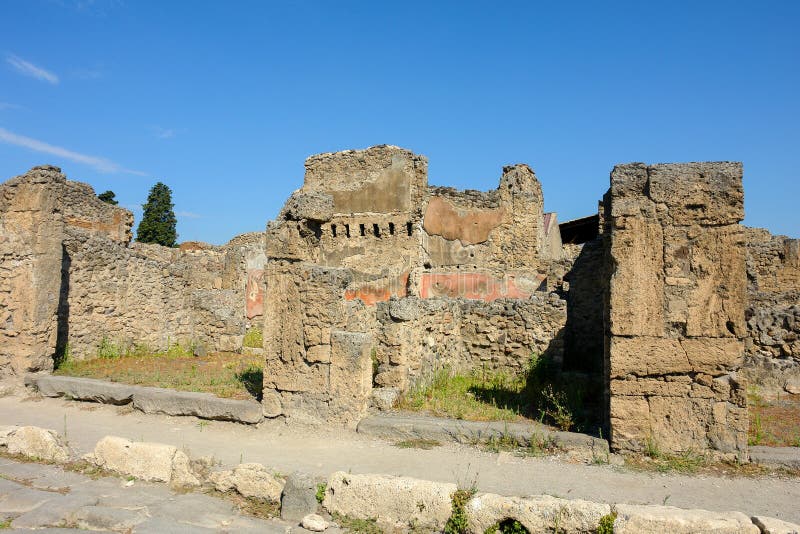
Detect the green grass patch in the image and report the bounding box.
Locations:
[332,512,383,534]
[397,354,590,431]
[55,348,263,401]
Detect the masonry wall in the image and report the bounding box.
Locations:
[605,162,748,456]
[0,166,266,381]
[743,227,800,395]
[261,146,571,426]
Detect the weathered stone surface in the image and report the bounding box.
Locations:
[424,196,506,244]
[370,387,400,411]
[70,505,148,531]
[283,191,335,222]
[301,513,329,532]
[90,436,201,486]
[208,463,284,501]
[606,162,748,455]
[322,471,456,530]
[132,387,262,424]
[32,375,135,405]
[749,446,800,469]
[466,493,611,534]
[281,471,320,522]
[4,426,71,463]
[614,504,759,534]
[751,516,800,534]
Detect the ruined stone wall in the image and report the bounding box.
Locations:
[605,162,748,456]
[62,230,256,359]
[261,146,570,426]
[373,294,566,392]
[1,166,266,379]
[743,227,800,394]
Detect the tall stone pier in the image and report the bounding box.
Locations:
[605,162,748,456]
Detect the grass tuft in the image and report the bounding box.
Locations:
[394,439,441,450]
[332,512,383,534]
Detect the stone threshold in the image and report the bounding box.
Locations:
[25,374,263,424]
[357,412,609,461]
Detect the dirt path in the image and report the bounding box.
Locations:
[1,395,798,523]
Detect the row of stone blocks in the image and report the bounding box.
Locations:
[1,424,796,534]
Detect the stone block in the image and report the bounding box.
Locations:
[306,345,331,363]
[132,387,262,424]
[5,426,71,463]
[329,331,373,427]
[208,463,284,502]
[609,337,688,377]
[607,216,665,337]
[281,471,320,522]
[751,515,800,534]
[90,436,200,486]
[682,338,744,375]
[466,493,611,534]
[322,471,456,531]
[32,375,135,405]
[614,504,759,534]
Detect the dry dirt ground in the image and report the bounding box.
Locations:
[1,395,799,525]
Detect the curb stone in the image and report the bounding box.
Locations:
[27,375,262,424]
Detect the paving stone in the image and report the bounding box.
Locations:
[71,505,148,531]
[133,516,218,533]
[281,471,319,521]
[0,486,53,514]
[11,493,100,529]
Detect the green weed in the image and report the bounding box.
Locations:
[394,439,441,450]
[243,327,263,349]
[332,512,383,534]
[316,482,326,504]
[597,511,617,534]
[444,487,477,534]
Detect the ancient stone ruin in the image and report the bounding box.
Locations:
[1,145,798,458]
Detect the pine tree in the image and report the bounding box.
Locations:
[136,182,177,247]
[97,190,118,205]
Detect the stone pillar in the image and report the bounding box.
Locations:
[0,167,66,384]
[605,162,748,456]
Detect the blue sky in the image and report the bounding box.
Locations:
[1,1,798,244]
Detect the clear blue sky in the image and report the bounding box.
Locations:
[1,1,798,244]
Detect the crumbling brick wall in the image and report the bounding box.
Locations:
[744,227,800,394]
[604,162,748,456]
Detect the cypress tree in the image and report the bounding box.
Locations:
[136,182,177,247]
[97,190,118,205]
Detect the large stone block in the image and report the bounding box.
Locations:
[608,216,665,337]
[90,436,200,486]
[322,471,456,531]
[329,331,373,427]
[4,426,71,463]
[466,493,611,534]
[614,503,759,534]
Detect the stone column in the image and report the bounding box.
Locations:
[0,167,66,384]
[605,162,748,456]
